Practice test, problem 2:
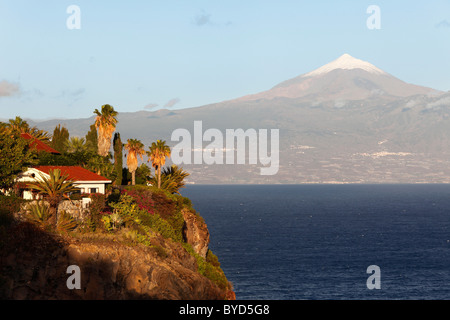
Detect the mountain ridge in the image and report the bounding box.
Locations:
[23,54,450,184]
[233,54,441,103]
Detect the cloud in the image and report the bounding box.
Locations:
[436,19,450,28]
[194,11,213,26]
[144,103,159,110]
[55,87,85,106]
[0,80,20,97]
[57,88,85,98]
[193,10,232,27]
[164,98,180,108]
[71,88,85,97]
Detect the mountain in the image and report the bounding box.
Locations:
[235,53,439,103]
[28,54,450,184]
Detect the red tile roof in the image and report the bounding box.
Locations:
[20,133,61,154]
[33,166,111,182]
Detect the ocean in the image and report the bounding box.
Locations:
[181,184,450,300]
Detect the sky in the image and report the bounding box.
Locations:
[0,0,449,120]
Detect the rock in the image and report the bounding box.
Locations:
[0,201,235,302]
[181,208,210,259]
[0,222,231,300]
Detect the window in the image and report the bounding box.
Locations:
[90,188,98,194]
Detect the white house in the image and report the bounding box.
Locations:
[16,166,112,200]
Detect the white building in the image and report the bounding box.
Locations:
[16,166,112,200]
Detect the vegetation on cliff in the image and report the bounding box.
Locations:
[0,106,234,299]
[0,182,234,300]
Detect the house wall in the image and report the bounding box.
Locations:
[75,183,106,195]
[16,168,109,199]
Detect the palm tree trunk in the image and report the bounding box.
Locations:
[132,171,136,186]
[158,166,161,188]
[49,205,57,227]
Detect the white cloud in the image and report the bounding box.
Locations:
[0,80,20,97]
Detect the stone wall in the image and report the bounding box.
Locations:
[58,200,91,221]
[21,200,91,221]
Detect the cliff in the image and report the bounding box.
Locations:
[0,187,235,300]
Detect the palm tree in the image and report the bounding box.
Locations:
[27,169,79,227]
[65,137,86,153]
[7,116,29,133]
[147,140,171,189]
[148,164,190,194]
[94,104,118,157]
[124,139,146,185]
[6,116,51,143]
[0,122,7,134]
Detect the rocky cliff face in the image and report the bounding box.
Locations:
[0,219,234,300]
[182,208,210,259]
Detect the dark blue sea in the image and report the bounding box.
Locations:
[181,184,450,300]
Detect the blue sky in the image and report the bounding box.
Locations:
[0,0,449,120]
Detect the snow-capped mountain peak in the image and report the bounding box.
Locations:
[302,53,387,78]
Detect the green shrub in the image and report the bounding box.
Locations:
[89,193,107,229]
[77,216,96,233]
[25,201,50,226]
[56,210,78,233]
[101,212,123,232]
[90,193,106,215]
[138,210,182,242]
[0,194,24,215]
[152,245,168,259]
[150,190,175,220]
[182,244,229,290]
[122,187,154,214]
[107,188,122,204]
[108,194,141,227]
[69,192,83,200]
[206,249,221,268]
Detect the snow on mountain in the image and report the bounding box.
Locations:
[235,54,439,103]
[302,54,387,78]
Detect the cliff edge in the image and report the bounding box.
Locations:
[0,186,235,300]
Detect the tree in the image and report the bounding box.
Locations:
[113,133,123,186]
[135,163,151,185]
[147,140,171,189]
[6,116,29,134]
[148,164,190,194]
[65,137,86,153]
[124,139,145,186]
[5,116,51,142]
[85,154,115,181]
[51,124,70,153]
[0,131,36,189]
[27,169,79,227]
[85,124,98,154]
[94,104,118,157]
